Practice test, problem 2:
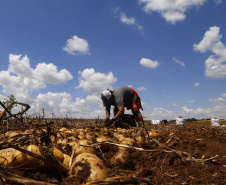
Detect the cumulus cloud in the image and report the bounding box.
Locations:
[194,26,226,78]
[149,94,226,120]
[181,106,210,117]
[150,108,177,120]
[33,92,93,117]
[139,0,206,24]
[149,106,209,120]
[9,54,33,77]
[0,54,73,103]
[30,92,107,119]
[33,63,73,84]
[172,57,185,67]
[86,95,102,104]
[63,35,90,55]
[76,68,117,94]
[140,58,160,68]
[193,83,200,87]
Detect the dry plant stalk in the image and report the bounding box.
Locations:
[86,175,151,185]
[0,169,57,185]
[0,101,30,123]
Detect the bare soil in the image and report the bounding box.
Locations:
[0,119,225,185]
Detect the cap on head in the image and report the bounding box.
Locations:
[101,90,111,107]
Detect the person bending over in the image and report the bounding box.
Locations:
[101,86,144,127]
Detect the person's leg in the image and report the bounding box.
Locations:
[132,96,144,127]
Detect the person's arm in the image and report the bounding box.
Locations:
[113,104,124,119]
[105,107,111,119]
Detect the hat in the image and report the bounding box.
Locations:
[101,90,111,107]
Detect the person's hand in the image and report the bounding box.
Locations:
[104,118,109,124]
[108,118,115,126]
[104,118,109,126]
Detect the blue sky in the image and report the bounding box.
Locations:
[0,0,226,120]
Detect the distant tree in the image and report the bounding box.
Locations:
[186,118,197,121]
[3,94,16,114]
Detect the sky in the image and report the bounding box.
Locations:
[0,0,226,121]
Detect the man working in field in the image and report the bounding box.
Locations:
[101,86,144,127]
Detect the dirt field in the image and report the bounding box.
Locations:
[0,118,225,185]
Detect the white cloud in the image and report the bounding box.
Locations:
[194,26,226,78]
[33,92,93,118]
[29,92,107,119]
[33,63,73,84]
[209,97,226,104]
[150,108,177,120]
[193,26,223,53]
[139,0,206,24]
[149,93,226,120]
[149,106,213,120]
[0,54,73,103]
[63,35,90,55]
[181,106,210,117]
[8,54,73,84]
[86,95,102,104]
[9,54,33,77]
[76,68,117,94]
[173,103,179,107]
[140,58,160,68]
[172,57,185,67]
[114,9,144,34]
[193,82,200,87]
[120,13,136,25]
[137,86,146,91]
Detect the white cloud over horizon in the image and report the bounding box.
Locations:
[0,54,73,103]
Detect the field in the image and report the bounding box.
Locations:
[0,118,225,185]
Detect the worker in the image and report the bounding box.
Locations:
[101,86,144,127]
